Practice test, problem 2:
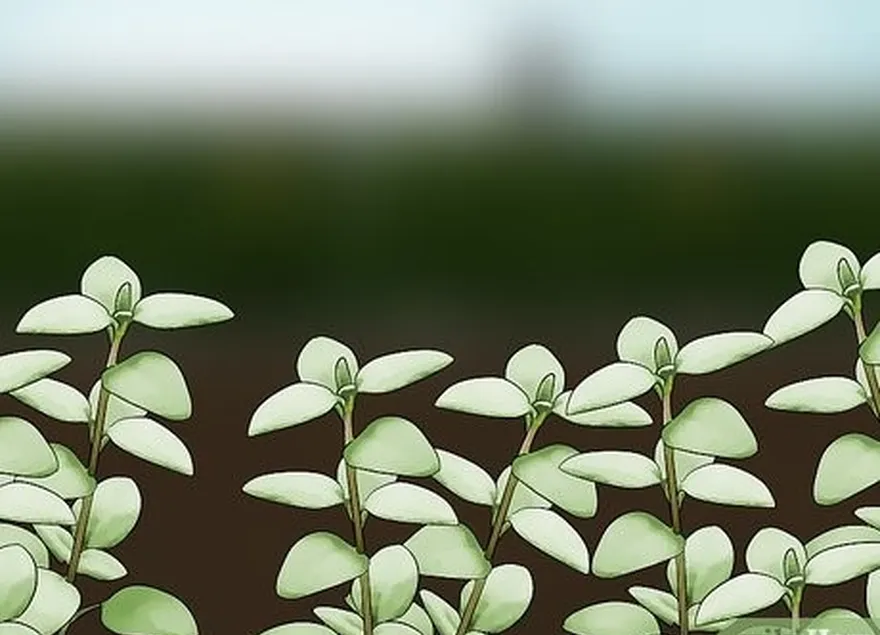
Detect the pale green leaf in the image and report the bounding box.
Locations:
[101,585,196,635]
[461,564,532,633]
[0,544,37,622]
[313,607,362,635]
[593,511,683,578]
[0,350,70,395]
[335,460,397,506]
[616,316,678,373]
[133,293,233,329]
[799,240,860,293]
[668,526,733,604]
[33,525,73,564]
[356,350,453,394]
[434,378,531,418]
[554,397,653,427]
[277,532,367,600]
[511,444,598,518]
[432,449,495,507]
[653,440,715,486]
[19,443,95,499]
[0,417,58,477]
[675,332,773,375]
[806,608,873,633]
[248,382,338,436]
[805,525,880,558]
[745,527,806,584]
[243,472,343,509]
[763,289,844,345]
[103,352,192,421]
[351,545,419,623]
[419,590,460,635]
[863,251,880,290]
[681,465,775,508]
[694,573,785,626]
[861,322,880,365]
[567,362,657,415]
[868,569,880,619]
[364,483,457,525]
[805,542,880,585]
[564,601,660,635]
[344,416,439,478]
[766,377,867,413]
[494,467,551,522]
[395,603,434,635]
[10,379,91,424]
[0,483,75,525]
[0,524,49,568]
[16,568,80,635]
[662,397,757,459]
[856,507,880,530]
[374,623,422,635]
[504,344,566,402]
[88,381,146,431]
[78,476,142,549]
[814,433,880,505]
[296,336,359,392]
[78,548,128,580]
[257,624,335,635]
[509,508,590,573]
[627,587,678,625]
[16,294,112,335]
[80,255,142,314]
[561,451,661,489]
[106,417,194,475]
[404,524,490,579]
[0,623,41,635]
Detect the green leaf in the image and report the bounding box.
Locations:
[16,568,80,635]
[869,570,880,619]
[511,445,598,518]
[627,587,678,625]
[78,548,128,580]
[395,604,433,635]
[508,508,590,574]
[561,451,661,489]
[313,607,362,635]
[745,527,806,584]
[33,525,73,564]
[364,483,457,525]
[593,511,683,578]
[806,608,873,633]
[863,251,880,290]
[404,525,490,579]
[662,398,757,459]
[0,623,41,635]
[617,316,679,374]
[766,377,868,413]
[694,573,785,626]
[554,398,652,427]
[653,441,715,487]
[434,378,531,418]
[344,416,439,478]
[432,450,495,507]
[675,332,773,375]
[0,483,75,525]
[0,544,37,622]
[88,381,146,431]
[0,524,49,568]
[461,564,532,633]
[19,443,95,499]
[103,352,192,421]
[494,467,551,521]
[102,585,196,635]
[351,545,419,623]
[277,532,367,600]
[335,460,397,507]
[799,240,861,293]
[296,336,359,393]
[668,526,733,604]
[0,350,71,396]
[0,417,58,477]
[356,350,453,394]
[10,379,91,424]
[243,472,344,509]
[681,465,775,508]
[248,383,338,436]
[419,590,460,635]
[81,255,143,315]
[133,293,233,329]
[17,294,111,336]
[257,625,335,635]
[567,362,657,415]
[78,476,142,549]
[856,506,880,530]
[861,322,880,365]
[504,344,566,402]
[763,289,844,346]
[813,433,880,505]
[374,624,422,635]
[106,417,194,475]
[564,602,660,635]
[805,541,880,585]
[806,525,880,559]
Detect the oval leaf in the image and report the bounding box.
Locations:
[745,527,806,584]
[33,525,73,564]
[434,378,531,418]
[766,377,867,414]
[335,460,397,507]
[805,542,880,585]
[364,483,457,525]
[681,465,775,508]
[567,362,657,415]
[296,336,359,393]
[511,444,598,518]
[16,568,80,635]
[564,601,660,635]
[432,450,496,507]
[133,293,233,329]
[344,416,439,478]
[357,350,453,394]
[0,483,75,525]
[627,587,678,626]
[248,383,338,437]
[0,417,58,477]
[78,548,128,580]
[561,451,661,489]
[0,524,49,568]
[763,289,844,345]
[616,316,679,373]
[10,379,91,424]
[19,443,95,500]
[662,397,757,459]
[494,467,551,521]
[81,255,142,314]
[102,585,196,635]
[404,524,490,579]
[554,398,653,428]
[419,590,460,635]
[102,352,192,421]
[509,508,590,574]
[807,608,873,634]
[799,240,860,293]
[355,545,419,623]
[0,544,37,622]
[653,440,715,487]
[504,344,566,402]
[313,607,362,635]
[669,526,734,604]
[17,294,112,335]
[463,564,532,633]
[814,433,880,505]
[243,472,343,509]
[0,350,71,396]
[258,625,335,635]
[675,332,773,375]
[695,573,785,626]
[107,417,194,475]
[593,511,683,578]
[80,476,142,549]
[277,532,367,600]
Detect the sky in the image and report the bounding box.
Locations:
[1,1,879,121]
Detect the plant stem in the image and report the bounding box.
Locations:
[66,324,127,583]
[660,386,689,635]
[789,586,803,634]
[853,304,880,418]
[58,603,101,635]
[455,413,545,635]
[341,399,374,635]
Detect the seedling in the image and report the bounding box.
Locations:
[426,343,652,635]
[244,335,454,635]
[11,255,233,634]
[560,317,774,635]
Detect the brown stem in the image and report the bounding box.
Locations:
[661,388,689,635]
[455,414,544,635]
[854,305,880,419]
[342,400,374,635]
[66,325,126,583]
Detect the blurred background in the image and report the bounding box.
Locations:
[2,2,880,633]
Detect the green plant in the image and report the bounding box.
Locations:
[6,254,233,635]
[244,335,455,635]
[559,317,774,635]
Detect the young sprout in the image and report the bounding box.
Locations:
[244,335,453,635]
[427,343,651,635]
[13,254,233,635]
[562,317,773,635]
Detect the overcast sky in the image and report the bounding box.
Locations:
[1,1,879,119]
